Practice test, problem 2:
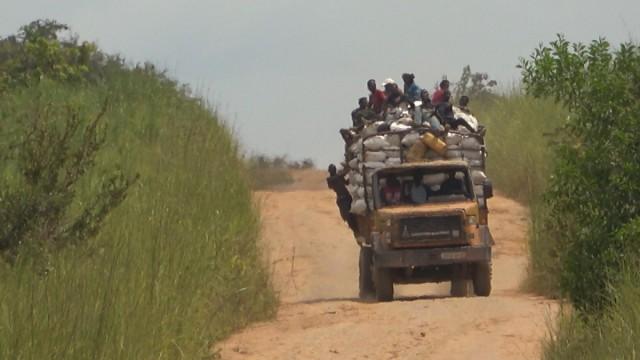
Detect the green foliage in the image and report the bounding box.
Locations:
[0,95,135,261]
[0,19,99,91]
[454,65,498,101]
[520,36,640,311]
[543,263,640,360]
[0,21,276,359]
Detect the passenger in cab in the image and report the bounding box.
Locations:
[409,174,428,204]
[402,73,422,102]
[382,177,402,206]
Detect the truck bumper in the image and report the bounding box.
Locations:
[374,245,491,268]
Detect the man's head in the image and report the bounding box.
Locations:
[439,79,450,91]
[420,89,431,103]
[328,164,337,176]
[367,79,376,92]
[358,97,368,109]
[402,73,414,85]
[459,95,469,107]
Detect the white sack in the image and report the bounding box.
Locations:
[385,157,402,166]
[384,148,401,159]
[423,173,448,186]
[462,150,483,161]
[364,151,387,162]
[363,161,385,169]
[364,136,390,151]
[350,199,367,215]
[472,170,487,185]
[348,157,360,170]
[349,139,363,154]
[445,133,463,146]
[445,150,463,159]
[385,134,402,147]
[401,133,420,147]
[460,137,482,150]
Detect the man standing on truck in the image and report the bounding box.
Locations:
[327,164,358,235]
[367,79,386,114]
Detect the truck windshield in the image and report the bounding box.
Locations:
[373,168,473,208]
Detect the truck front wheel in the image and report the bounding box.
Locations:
[374,267,394,302]
[473,261,492,297]
[450,265,470,297]
[359,247,375,299]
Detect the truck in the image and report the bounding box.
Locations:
[347,128,494,301]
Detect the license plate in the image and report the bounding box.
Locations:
[441,251,466,260]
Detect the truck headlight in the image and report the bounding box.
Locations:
[467,216,477,225]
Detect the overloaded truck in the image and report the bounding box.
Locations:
[344,126,494,301]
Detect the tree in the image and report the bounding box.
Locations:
[454,65,498,101]
[520,35,640,312]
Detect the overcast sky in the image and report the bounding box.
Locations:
[3,1,640,166]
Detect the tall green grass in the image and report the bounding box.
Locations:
[543,266,640,360]
[473,92,566,296]
[473,92,565,203]
[0,69,276,358]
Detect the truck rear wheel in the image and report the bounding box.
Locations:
[358,247,375,299]
[473,261,492,296]
[374,267,394,302]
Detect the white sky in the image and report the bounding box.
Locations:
[3,1,640,166]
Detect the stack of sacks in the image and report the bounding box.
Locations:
[453,107,479,132]
[346,134,404,215]
[444,133,484,169]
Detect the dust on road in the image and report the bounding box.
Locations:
[217,171,557,360]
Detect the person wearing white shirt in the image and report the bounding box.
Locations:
[409,174,428,204]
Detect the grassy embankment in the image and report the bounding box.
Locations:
[0,68,276,358]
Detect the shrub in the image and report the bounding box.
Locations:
[520,36,640,311]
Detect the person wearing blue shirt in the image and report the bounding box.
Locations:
[402,73,422,102]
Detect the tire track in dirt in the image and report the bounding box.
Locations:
[217,171,557,360]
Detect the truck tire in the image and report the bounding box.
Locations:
[473,261,492,297]
[450,265,470,297]
[450,279,470,297]
[374,267,394,302]
[359,247,375,299]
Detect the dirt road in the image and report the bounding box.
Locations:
[217,171,557,360]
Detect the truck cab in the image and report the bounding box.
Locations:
[359,160,494,301]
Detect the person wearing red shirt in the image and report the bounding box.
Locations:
[431,79,450,105]
[367,79,386,114]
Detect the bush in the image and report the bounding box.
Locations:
[0,22,276,359]
[520,36,640,311]
[0,95,134,262]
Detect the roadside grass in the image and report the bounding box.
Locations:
[542,266,640,360]
[473,92,566,296]
[0,69,276,359]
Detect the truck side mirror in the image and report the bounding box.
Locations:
[483,180,494,199]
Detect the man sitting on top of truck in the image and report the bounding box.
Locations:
[351,97,377,129]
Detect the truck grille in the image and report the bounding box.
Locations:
[399,215,464,243]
